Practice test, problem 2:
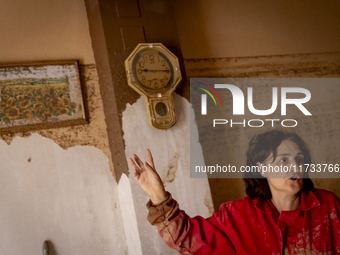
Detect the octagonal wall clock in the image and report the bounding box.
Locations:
[125,43,182,129]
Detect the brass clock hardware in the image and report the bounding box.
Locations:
[125,43,182,129]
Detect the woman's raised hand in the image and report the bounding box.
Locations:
[128,149,168,204]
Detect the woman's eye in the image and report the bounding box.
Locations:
[279,158,287,163]
[296,157,304,164]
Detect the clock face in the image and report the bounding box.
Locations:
[133,50,173,89]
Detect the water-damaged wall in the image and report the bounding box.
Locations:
[0,133,126,254]
[2,0,340,254]
[121,93,213,255]
[0,1,213,254]
[0,0,128,254]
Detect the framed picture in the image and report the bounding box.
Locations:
[0,60,88,134]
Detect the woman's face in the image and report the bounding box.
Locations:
[257,139,304,196]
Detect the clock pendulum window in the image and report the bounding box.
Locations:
[125,43,182,129]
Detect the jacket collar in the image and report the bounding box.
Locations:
[299,189,321,210]
[253,189,320,214]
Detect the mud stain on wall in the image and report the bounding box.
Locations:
[0,64,115,178]
[204,189,215,216]
[184,52,340,78]
[161,152,180,186]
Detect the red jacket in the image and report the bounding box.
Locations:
[147,188,340,254]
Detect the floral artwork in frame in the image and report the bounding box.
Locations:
[0,60,88,134]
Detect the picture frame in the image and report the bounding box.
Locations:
[0,60,88,134]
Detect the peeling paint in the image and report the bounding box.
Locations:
[0,133,126,254]
[122,93,213,254]
[0,65,115,178]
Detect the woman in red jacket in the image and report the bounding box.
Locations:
[128,130,340,254]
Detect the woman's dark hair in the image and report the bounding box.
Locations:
[243,130,314,199]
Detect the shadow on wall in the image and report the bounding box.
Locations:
[43,240,57,255]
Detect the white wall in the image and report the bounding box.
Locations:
[122,93,213,255]
[0,134,127,254]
